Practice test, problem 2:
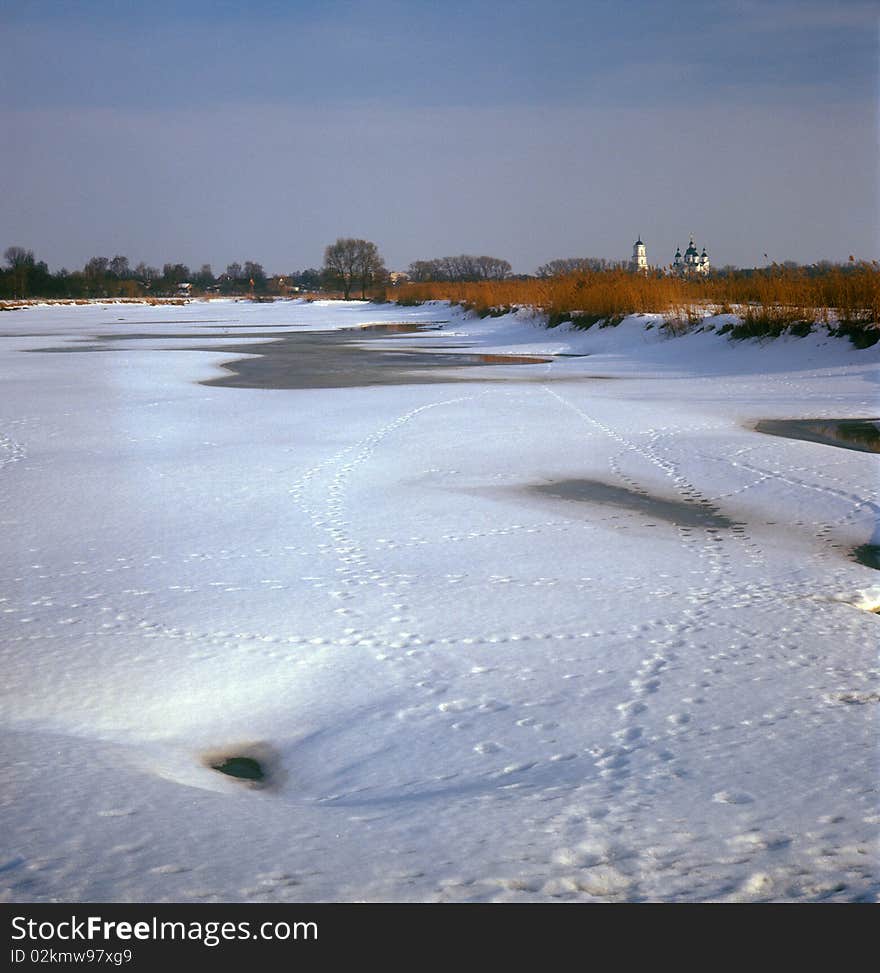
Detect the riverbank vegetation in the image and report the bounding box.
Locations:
[385,261,880,343]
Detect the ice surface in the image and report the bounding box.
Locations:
[0,299,877,902]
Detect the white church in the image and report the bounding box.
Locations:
[630,236,710,275]
[672,238,710,276]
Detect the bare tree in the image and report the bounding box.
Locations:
[108,255,131,279]
[194,264,215,289]
[407,260,436,282]
[134,262,160,282]
[4,246,34,269]
[84,256,110,296]
[406,254,510,282]
[473,255,512,280]
[536,257,609,277]
[354,240,385,298]
[324,238,384,299]
[4,246,35,297]
[243,260,266,290]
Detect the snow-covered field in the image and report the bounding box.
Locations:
[1,299,877,902]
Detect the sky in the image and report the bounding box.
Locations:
[1,0,877,274]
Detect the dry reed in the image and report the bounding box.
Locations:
[388,263,880,338]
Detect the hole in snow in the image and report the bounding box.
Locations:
[202,742,279,788]
[211,756,265,782]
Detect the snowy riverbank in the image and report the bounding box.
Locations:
[1,299,877,902]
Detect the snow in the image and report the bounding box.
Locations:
[0,298,877,902]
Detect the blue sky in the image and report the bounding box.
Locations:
[1,0,876,272]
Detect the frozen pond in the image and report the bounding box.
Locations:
[0,299,877,903]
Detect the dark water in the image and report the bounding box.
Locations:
[199,327,552,389]
[22,322,555,388]
[19,321,620,389]
[532,479,735,529]
[25,345,116,353]
[211,756,265,782]
[853,544,880,570]
[342,322,447,333]
[755,418,880,454]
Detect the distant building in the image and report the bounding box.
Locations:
[272,276,300,296]
[628,236,711,275]
[630,237,648,273]
[176,282,193,296]
[388,271,410,286]
[672,239,710,276]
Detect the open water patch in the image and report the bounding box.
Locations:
[199,328,553,390]
[202,742,279,788]
[853,544,880,571]
[211,756,265,781]
[342,322,447,333]
[754,418,880,454]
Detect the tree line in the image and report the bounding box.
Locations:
[1,240,868,301]
[407,254,512,283]
[0,247,326,300]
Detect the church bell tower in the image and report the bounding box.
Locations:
[631,236,647,273]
